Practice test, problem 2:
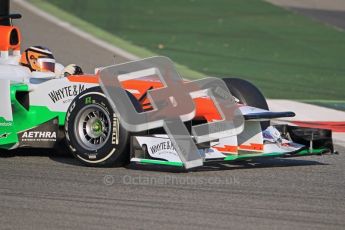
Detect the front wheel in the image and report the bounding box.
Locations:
[222,78,270,130]
[65,87,131,167]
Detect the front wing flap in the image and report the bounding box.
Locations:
[130,125,334,168]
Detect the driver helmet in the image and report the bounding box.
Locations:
[20,46,55,72]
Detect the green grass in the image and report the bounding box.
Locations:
[33,0,345,100]
[29,0,203,79]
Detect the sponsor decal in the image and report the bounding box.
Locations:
[48,85,86,103]
[149,140,177,155]
[21,131,56,142]
[88,154,97,159]
[19,118,59,148]
[111,116,119,145]
[263,126,282,143]
[0,122,13,127]
[85,96,92,105]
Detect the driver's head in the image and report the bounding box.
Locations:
[20,46,55,72]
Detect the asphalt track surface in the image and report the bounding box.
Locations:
[1,2,344,230]
[12,2,130,73]
[291,7,345,30]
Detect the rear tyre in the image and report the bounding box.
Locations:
[222,78,270,130]
[65,87,139,167]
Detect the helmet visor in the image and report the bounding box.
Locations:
[37,58,55,72]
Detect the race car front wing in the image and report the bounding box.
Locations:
[129,125,335,168]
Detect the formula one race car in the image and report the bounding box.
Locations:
[0,2,334,169]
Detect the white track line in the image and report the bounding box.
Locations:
[268,100,345,147]
[267,100,345,122]
[13,0,139,61]
[265,0,345,11]
[265,0,345,32]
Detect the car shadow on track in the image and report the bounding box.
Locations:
[128,158,328,173]
[0,149,329,172]
[191,158,328,172]
[0,148,85,167]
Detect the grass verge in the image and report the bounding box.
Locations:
[31,0,345,100]
[29,0,204,79]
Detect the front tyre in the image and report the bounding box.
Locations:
[65,87,130,167]
[222,78,270,130]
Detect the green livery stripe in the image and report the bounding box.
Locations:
[0,83,29,148]
[139,159,184,167]
[224,148,327,161]
[11,83,29,92]
[293,148,326,156]
[0,106,66,149]
[0,83,67,149]
[224,152,285,161]
[12,103,66,132]
[0,117,17,148]
[23,106,67,126]
[10,83,67,127]
[137,148,327,167]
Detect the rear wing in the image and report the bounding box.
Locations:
[0,0,21,59]
[0,0,21,26]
